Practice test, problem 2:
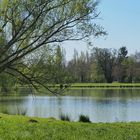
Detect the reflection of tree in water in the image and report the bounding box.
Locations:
[117,98,128,122]
[0,96,27,115]
[0,105,27,116]
[95,98,113,105]
[63,88,140,98]
[57,97,63,118]
[81,89,84,96]
[95,88,140,100]
[102,89,116,98]
[118,88,140,99]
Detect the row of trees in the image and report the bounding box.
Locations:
[22,45,140,84]
[43,46,139,84]
[0,45,140,93]
[66,47,140,83]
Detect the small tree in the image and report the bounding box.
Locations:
[92,47,117,83]
[116,46,128,82]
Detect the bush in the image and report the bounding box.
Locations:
[60,114,70,121]
[79,115,91,123]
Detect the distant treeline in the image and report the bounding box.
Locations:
[66,46,140,83]
[0,46,140,93]
[51,46,140,84]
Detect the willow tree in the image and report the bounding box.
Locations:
[0,0,105,93]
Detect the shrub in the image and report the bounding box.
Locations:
[79,115,91,123]
[60,114,70,121]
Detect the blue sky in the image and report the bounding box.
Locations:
[63,0,140,60]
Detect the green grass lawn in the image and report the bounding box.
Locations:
[44,83,140,91]
[69,83,140,89]
[0,114,140,140]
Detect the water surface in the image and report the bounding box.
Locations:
[0,88,140,122]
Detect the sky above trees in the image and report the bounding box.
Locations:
[63,0,140,60]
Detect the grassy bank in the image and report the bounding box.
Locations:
[69,83,140,89]
[47,83,140,89]
[1,83,140,95]
[0,114,140,140]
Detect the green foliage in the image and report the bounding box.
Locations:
[90,63,106,83]
[0,73,17,94]
[92,47,117,83]
[0,45,140,93]
[53,46,67,84]
[60,114,71,121]
[0,0,9,12]
[118,46,128,63]
[66,47,140,84]
[0,0,104,93]
[79,115,91,123]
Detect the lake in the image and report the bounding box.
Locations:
[0,88,140,122]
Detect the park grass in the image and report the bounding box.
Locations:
[46,83,140,89]
[2,83,140,95]
[69,83,140,89]
[0,114,140,140]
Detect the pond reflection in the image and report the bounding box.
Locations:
[0,88,140,122]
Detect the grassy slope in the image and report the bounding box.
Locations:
[0,114,140,140]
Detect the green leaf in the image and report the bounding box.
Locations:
[0,0,9,11]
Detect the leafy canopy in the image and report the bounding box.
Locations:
[0,0,105,93]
